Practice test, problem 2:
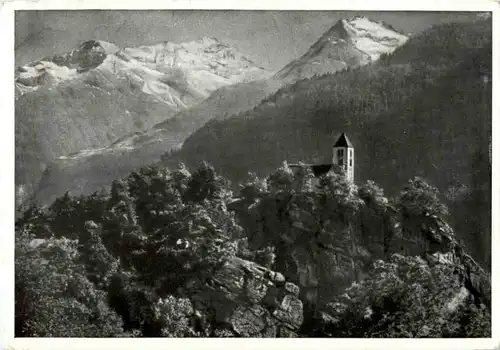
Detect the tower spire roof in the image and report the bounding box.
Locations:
[334,132,353,148]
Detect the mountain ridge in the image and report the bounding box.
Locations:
[26,15,411,207]
[16,36,269,206]
[275,16,408,83]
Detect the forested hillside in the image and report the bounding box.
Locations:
[16,163,491,337]
[28,15,410,207]
[172,18,492,268]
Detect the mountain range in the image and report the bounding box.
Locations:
[16,36,269,204]
[16,14,493,267]
[21,16,409,206]
[14,12,493,338]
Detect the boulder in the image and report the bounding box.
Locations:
[186,256,303,337]
[284,282,300,296]
[231,305,267,336]
[272,294,304,329]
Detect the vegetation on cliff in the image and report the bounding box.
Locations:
[15,162,491,337]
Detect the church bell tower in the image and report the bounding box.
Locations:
[332,132,354,182]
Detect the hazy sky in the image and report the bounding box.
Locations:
[15,10,482,71]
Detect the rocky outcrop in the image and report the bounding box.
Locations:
[181,256,303,337]
[310,252,491,337]
[237,189,474,318]
[388,214,456,256]
[240,192,378,309]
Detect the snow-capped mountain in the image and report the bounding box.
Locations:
[275,16,408,82]
[16,38,268,109]
[16,38,269,206]
[22,16,410,207]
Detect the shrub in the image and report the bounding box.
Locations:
[15,233,125,337]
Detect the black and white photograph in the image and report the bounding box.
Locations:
[4,2,497,344]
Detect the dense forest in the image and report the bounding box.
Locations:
[171,19,492,269]
[15,162,491,337]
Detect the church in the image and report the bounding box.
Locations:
[289,132,355,187]
[228,133,355,210]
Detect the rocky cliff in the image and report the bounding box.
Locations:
[231,170,491,336]
[176,256,303,337]
[16,162,490,337]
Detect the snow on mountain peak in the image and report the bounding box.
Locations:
[275,16,408,82]
[342,16,408,60]
[15,36,269,104]
[16,61,79,93]
[121,36,267,87]
[94,40,120,54]
[200,35,221,45]
[476,12,491,19]
[346,16,406,38]
[72,40,119,55]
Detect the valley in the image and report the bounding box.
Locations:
[14,11,493,339]
[25,16,411,207]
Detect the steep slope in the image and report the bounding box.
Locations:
[229,172,491,335]
[28,78,284,207]
[173,19,492,266]
[16,161,491,337]
[275,16,408,83]
[30,16,409,206]
[16,38,269,204]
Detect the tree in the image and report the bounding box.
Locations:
[172,162,192,194]
[318,171,363,220]
[239,172,268,201]
[103,179,142,257]
[154,296,197,337]
[358,180,388,209]
[49,192,79,239]
[75,189,109,224]
[79,221,119,289]
[125,166,180,232]
[15,205,53,238]
[15,232,125,337]
[293,163,315,192]
[266,161,295,194]
[397,177,449,219]
[184,161,231,203]
[315,254,491,338]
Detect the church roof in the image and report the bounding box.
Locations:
[311,164,335,177]
[289,163,344,177]
[333,132,353,148]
